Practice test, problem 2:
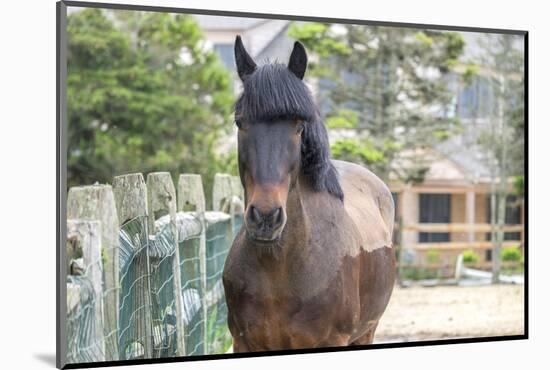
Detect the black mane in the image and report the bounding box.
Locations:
[235,63,344,201]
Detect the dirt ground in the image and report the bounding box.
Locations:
[374,284,525,343]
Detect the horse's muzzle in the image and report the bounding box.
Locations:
[245,205,286,242]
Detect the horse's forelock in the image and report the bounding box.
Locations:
[235,63,344,201]
[237,63,316,123]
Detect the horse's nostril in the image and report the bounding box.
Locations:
[247,206,284,229]
[249,206,262,224]
[271,207,282,225]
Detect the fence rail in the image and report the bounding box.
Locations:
[66,172,243,364]
[411,241,521,251]
[396,221,524,280]
[403,223,523,233]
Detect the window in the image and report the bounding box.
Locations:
[213,43,234,69]
[485,195,522,241]
[419,194,451,243]
[457,76,492,119]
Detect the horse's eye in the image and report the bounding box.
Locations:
[235,120,242,129]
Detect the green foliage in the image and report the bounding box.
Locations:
[501,265,524,275]
[475,34,525,181]
[462,62,479,84]
[401,268,438,281]
[426,249,441,264]
[462,250,479,264]
[326,108,359,129]
[67,9,236,204]
[414,32,434,46]
[513,175,524,197]
[502,247,522,262]
[331,138,387,175]
[289,23,466,181]
[288,23,351,58]
[206,306,232,354]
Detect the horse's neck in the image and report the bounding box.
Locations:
[254,176,352,298]
[275,176,345,260]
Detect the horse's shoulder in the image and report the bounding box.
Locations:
[332,160,394,252]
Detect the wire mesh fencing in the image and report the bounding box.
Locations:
[65,173,243,365]
[176,214,206,356]
[66,275,105,363]
[204,213,233,354]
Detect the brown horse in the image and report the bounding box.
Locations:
[223,36,396,352]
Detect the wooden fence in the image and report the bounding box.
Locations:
[65,172,243,364]
[396,222,524,279]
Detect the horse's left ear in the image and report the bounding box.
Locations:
[235,35,257,81]
[288,41,308,80]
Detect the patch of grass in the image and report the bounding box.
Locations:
[401,268,439,281]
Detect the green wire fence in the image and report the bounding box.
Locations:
[65,173,244,365]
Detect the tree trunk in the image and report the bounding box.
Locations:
[492,75,507,284]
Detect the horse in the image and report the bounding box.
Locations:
[222,35,396,352]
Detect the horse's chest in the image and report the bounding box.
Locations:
[228,267,359,350]
[233,290,326,349]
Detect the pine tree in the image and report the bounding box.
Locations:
[67,9,235,203]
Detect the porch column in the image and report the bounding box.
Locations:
[401,186,419,250]
[465,190,476,242]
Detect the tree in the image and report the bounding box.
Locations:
[288,23,466,182]
[473,34,525,282]
[67,9,236,204]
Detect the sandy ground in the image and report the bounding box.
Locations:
[374,284,525,343]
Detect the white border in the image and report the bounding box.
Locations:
[2,0,546,368]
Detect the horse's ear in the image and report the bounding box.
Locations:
[234,35,256,81]
[288,41,308,80]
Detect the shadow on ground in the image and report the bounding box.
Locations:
[34,353,56,367]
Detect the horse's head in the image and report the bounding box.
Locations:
[234,36,343,245]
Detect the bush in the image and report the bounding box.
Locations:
[426,249,440,264]
[401,268,438,281]
[462,249,479,264]
[502,247,522,262]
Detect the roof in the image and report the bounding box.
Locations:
[193,15,266,31]
[194,15,291,59]
[436,136,492,181]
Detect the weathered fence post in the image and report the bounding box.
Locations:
[66,220,105,362]
[113,173,154,359]
[212,174,233,212]
[177,174,207,352]
[147,172,186,356]
[230,175,244,202]
[213,174,245,239]
[67,185,120,361]
[177,174,206,213]
[113,174,148,225]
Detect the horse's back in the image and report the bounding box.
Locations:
[333,160,394,253]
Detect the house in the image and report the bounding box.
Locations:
[196,16,525,270]
[194,15,295,81]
